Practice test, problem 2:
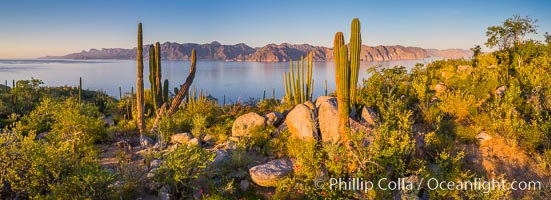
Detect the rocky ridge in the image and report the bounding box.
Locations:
[42,42,472,62]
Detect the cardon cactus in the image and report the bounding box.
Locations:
[334,18,362,141]
[78,77,82,103]
[163,79,169,103]
[155,42,163,107]
[349,18,361,106]
[136,22,146,135]
[283,52,314,105]
[149,44,157,108]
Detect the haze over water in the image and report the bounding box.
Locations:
[0,59,433,103]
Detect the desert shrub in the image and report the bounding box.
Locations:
[369,98,415,178]
[437,90,479,121]
[267,128,290,158]
[16,98,106,148]
[274,138,337,199]
[411,68,443,130]
[455,125,478,143]
[191,114,208,138]
[361,66,412,112]
[239,125,274,153]
[0,130,115,199]
[423,151,470,199]
[154,144,215,199]
[256,98,281,114]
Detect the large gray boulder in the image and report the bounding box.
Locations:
[170,132,193,144]
[232,112,266,137]
[249,158,294,187]
[285,104,319,141]
[316,97,340,143]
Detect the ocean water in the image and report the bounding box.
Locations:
[0,59,435,103]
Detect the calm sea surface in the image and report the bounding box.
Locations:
[0,59,436,103]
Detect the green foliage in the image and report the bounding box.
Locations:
[369,97,415,178]
[191,114,208,138]
[0,128,114,199]
[17,98,107,146]
[485,15,538,50]
[267,129,290,158]
[423,151,470,199]
[239,125,274,153]
[471,45,482,57]
[274,138,328,199]
[437,90,479,121]
[154,145,215,199]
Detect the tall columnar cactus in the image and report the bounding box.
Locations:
[163,79,169,103]
[334,18,362,140]
[283,52,314,105]
[78,77,82,103]
[165,49,197,116]
[11,80,17,107]
[349,18,361,106]
[136,22,146,135]
[148,44,157,109]
[155,42,163,107]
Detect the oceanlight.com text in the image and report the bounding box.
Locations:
[315,177,542,194]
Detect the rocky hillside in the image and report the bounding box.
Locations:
[42,42,472,62]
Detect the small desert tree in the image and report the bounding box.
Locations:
[485,15,538,50]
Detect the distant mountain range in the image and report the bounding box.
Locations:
[41,41,473,62]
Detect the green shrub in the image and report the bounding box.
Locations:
[437,90,479,121]
[455,125,479,143]
[0,130,115,199]
[154,145,215,199]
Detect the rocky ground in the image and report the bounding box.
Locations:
[98,95,550,199]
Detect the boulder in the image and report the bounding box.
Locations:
[202,134,214,146]
[212,150,229,165]
[228,169,248,179]
[285,104,319,141]
[434,82,447,96]
[170,132,193,144]
[147,168,158,179]
[240,180,250,192]
[232,112,266,137]
[159,186,173,200]
[249,158,294,187]
[140,135,155,147]
[477,131,492,142]
[457,65,473,74]
[188,138,200,147]
[317,97,340,143]
[265,111,284,127]
[150,159,162,169]
[303,101,316,112]
[495,86,507,97]
[272,122,288,138]
[315,96,334,109]
[36,131,49,140]
[350,118,372,135]
[360,107,378,126]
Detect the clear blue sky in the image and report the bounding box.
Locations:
[1,0,550,58]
